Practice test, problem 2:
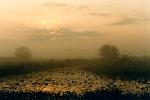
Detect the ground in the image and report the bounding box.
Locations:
[0,66,150,100]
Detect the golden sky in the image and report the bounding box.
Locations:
[0,0,150,58]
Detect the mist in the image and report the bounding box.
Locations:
[1,1,150,99]
[0,33,150,59]
[0,0,150,59]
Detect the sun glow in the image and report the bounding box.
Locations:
[38,19,61,29]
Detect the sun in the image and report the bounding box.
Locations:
[37,19,60,29]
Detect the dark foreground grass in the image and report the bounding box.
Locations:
[0,90,150,100]
[0,59,89,77]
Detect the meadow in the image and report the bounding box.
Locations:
[0,56,150,100]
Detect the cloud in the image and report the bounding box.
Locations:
[111,17,138,25]
[110,15,150,25]
[43,2,110,18]
[14,26,51,34]
[44,2,69,7]
[10,24,103,42]
[43,2,92,13]
[43,2,90,9]
[76,5,90,11]
[56,28,101,39]
[89,12,110,17]
[25,27,102,41]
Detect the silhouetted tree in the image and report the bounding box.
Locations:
[15,46,32,60]
[99,44,120,61]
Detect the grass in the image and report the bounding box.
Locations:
[0,57,150,99]
[0,89,150,100]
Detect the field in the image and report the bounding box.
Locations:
[0,58,150,100]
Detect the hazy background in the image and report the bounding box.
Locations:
[0,0,150,59]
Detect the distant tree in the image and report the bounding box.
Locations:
[99,44,120,61]
[15,46,32,60]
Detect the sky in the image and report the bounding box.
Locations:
[0,0,150,58]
